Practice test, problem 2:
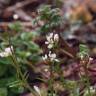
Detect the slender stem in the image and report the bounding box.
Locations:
[49,61,54,96]
[7,31,37,96]
[59,48,74,58]
[84,59,92,96]
[47,24,55,96]
[84,67,91,96]
[80,59,92,96]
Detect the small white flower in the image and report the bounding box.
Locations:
[46,36,51,42]
[46,33,53,42]
[0,52,8,57]
[49,51,59,62]
[49,51,56,59]
[42,54,48,60]
[54,34,59,41]
[89,57,93,61]
[47,44,53,49]
[13,14,19,20]
[80,55,84,60]
[0,46,13,57]
[45,33,59,49]
[42,51,59,62]
[50,54,56,61]
[5,46,13,53]
[54,58,59,62]
[44,68,49,72]
[45,41,49,44]
[49,33,53,38]
[34,86,41,96]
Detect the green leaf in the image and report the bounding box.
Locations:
[79,44,89,53]
[26,41,40,53]
[16,51,31,58]
[0,57,12,65]
[29,55,41,63]
[10,86,24,94]
[78,44,90,58]
[9,22,22,32]
[0,77,16,87]
[20,32,34,40]
[40,24,50,32]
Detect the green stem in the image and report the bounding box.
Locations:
[7,31,37,96]
[84,68,92,96]
[49,61,54,96]
[80,59,92,96]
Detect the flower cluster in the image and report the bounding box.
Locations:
[42,32,59,62]
[42,51,59,62]
[45,33,59,49]
[0,46,13,57]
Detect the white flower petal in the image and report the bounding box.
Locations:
[13,14,19,20]
[51,53,56,58]
[34,86,41,96]
[0,52,5,57]
[49,33,53,38]
[0,46,13,57]
[46,33,53,41]
[45,41,49,44]
[46,36,51,42]
[54,59,59,62]
[45,54,48,59]
[42,54,48,60]
[42,57,45,60]
[48,44,53,49]
[89,57,93,61]
[0,52,10,57]
[48,51,52,57]
[44,68,48,72]
[5,46,13,54]
[54,34,59,41]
